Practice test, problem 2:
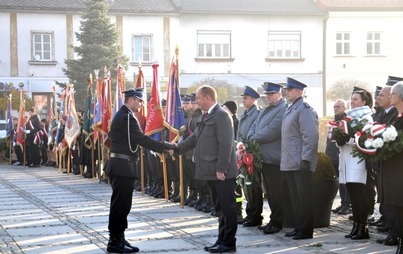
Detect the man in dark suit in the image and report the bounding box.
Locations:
[176,85,238,253]
[105,88,176,253]
[25,107,42,167]
[374,85,399,246]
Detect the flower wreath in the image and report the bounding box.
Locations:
[235,139,262,186]
[352,122,403,162]
[328,116,369,142]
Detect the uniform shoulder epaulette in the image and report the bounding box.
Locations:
[303,102,311,108]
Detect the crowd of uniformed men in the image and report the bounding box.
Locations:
[8,75,403,254]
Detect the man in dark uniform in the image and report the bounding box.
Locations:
[26,107,42,167]
[281,78,318,240]
[105,88,176,253]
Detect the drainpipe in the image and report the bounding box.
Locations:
[322,13,329,116]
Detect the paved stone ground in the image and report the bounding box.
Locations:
[0,163,397,254]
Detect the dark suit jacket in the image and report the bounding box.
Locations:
[178,104,238,180]
[106,105,166,178]
[26,114,41,144]
[379,114,403,206]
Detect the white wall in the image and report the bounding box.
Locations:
[326,11,403,92]
[0,13,11,76]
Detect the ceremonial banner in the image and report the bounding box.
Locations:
[164,60,185,142]
[83,76,93,148]
[16,90,25,151]
[134,68,147,131]
[6,95,13,140]
[145,63,164,136]
[113,65,124,118]
[64,86,81,148]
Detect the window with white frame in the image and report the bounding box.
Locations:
[132,35,152,62]
[268,31,301,59]
[367,32,381,55]
[32,32,53,61]
[336,32,351,55]
[197,31,231,58]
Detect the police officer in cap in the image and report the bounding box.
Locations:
[281,78,318,240]
[105,88,176,253]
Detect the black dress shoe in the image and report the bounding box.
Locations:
[208,244,236,253]
[376,238,385,244]
[332,205,343,214]
[243,220,262,227]
[258,223,271,231]
[284,229,298,237]
[369,218,383,226]
[122,239,140,252]
[377,226,390,232]
[204,242,219,251]
[292,234,313,240]
[107,241,137,253]
[263,225,281,234]
[237,216,249,224]
[384,235,398,246]
[338,206,352,215]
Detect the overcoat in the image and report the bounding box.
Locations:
[178,104,238,180]
[236,104,259,142]
[337,106,373,184]
[280,97,318,172]
[248,100,286,165]
[379,114,403,206]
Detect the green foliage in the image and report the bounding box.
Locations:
[0,88,35,118]
[331,117,368,141]
[313,152,336,181]
[63,0,128,108]
[187,77,239,103]
[236,138,263,189]
[0,138,9,162]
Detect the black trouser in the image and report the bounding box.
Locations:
[29,143,41,165]
[243,168,263,222]
[284,170,314,236]
[392,206,403,239]
[108,175,135,234]
[166,156,179,183]
[40,147,48,164]
[207,179,237,247]
[146,150,162,187]
[14,145,23,163]
[365,168,376,215]
[184,158,195,190]
[261,163,283,228]
[346,182,369,224]
[384,204,399,238]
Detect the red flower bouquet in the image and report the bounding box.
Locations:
[236,140,262,186]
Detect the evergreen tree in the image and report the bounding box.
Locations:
[63,0,128,107]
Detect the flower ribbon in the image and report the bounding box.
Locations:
[354,132,376,155]
[341,119,350,135]
[370,123,387,136]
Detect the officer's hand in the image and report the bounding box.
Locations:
[25,130,31,134]
[163,142,179,152]
[300,160,310,172]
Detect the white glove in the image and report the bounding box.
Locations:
[25,130,31,134]
[13,142,16,146]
